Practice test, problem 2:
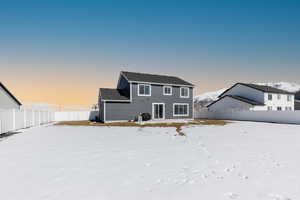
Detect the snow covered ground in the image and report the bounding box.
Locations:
[0,122,300,200]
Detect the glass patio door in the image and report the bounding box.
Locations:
[153,103,165,119]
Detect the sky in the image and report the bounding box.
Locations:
[1,0,300,107]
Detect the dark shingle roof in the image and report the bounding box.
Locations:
[0,82,22,106]
[121,71,194,86]
[219,83,294,97]
[100,88,130,101]
[207,95,264,107]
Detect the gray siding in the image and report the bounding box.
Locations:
[99,100,104,122]
[104,82,193,121]
[117,75,130,98]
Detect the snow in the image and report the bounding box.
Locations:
[194,82,300,108]
[0,122,300,200]
[194,88,227,103]
[255,82,300,93]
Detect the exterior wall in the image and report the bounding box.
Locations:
[251,105,267,111]
[295,100,300,110]
[117,75,130,97]
[208,96,253,112]
[221,84,265,104]
[104,83,194,121]
[0,87,20,109]
[263,93,294,111]
[99,100,104,122]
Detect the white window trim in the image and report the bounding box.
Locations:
[152,103,165,120]
[173,103,189,117]
[267,93,273,101]
[137,84,151,96]
[277,94,281,100]
[163,86,172,95]
[180,87,189,98]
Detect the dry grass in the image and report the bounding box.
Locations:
[55,119,230,136]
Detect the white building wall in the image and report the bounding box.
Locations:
[220,84,265,104]
[209,96,253,112]
[0,87,20,109]
[263,93,294,111]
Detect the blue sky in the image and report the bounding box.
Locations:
[1,0,300,105]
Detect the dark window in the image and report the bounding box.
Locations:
[268,94,273,101]
[174,104,188,116]
[138,84,151,96]
[180,87,189,98]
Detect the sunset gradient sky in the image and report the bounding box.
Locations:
[1,0,300,106]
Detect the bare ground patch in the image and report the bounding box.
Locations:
[55,119,230,136]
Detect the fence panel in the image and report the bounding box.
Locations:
[195,110,300,125]
[15,109,25,130]
[0,109,54,134]
[0,110,14,134]
[54,111,92,122]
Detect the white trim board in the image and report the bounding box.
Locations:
[152,103,165,120]
[137,83,151,96]
[101,100,131,102]
[129,81,194,88]
[163,86,172,96]
[173,103,189,117]
[180,87,190,98]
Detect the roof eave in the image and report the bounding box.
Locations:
[128,80,194,87]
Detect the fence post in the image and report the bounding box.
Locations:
[39,111,41,125]
[12,109,16,131]
[24,109,27,128]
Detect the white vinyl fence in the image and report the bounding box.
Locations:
[0,109,54,134]
[194,110,300,125]
[54,111,98,122]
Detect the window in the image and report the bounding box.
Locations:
[267,106,272,111]
[163,86,172,95]
[173,104,189,116]
[268,94,273,101]
[285,107,292,111]
[138,84,151,96]
[180,87,189,98]
[277,107,282,111]
[287,95,292,102]
[277,94,281,100]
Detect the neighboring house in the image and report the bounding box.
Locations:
[99,71,194,122]
[0,82,22,109]
[294,90,300,110]
[208,83,294,112]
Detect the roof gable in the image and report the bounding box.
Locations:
[219,83,294,97]
[121,71,194,86]
[0,82,22,106]
[207,95,264,108]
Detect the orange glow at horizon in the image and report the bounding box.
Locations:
[2,66,234,107]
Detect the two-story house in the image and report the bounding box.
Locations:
[208,83,294,112]
[99,71,194,122]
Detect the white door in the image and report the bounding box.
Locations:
[152,103,165,120]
